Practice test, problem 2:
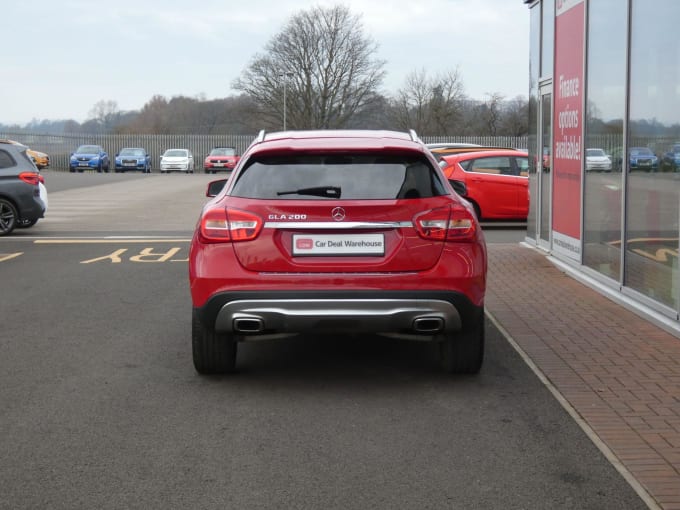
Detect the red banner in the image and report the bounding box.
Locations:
[552,0,584,259]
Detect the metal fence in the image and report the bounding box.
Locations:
[0,131,529,172]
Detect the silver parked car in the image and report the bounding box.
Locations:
[160,148,194,173]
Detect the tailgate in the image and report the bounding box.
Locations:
[227,197,451,273]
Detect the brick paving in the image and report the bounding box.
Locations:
[486,243,680,510]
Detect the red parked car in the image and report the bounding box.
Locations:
[203,147,240,174]
[439,150,529,221]
[189,130,487,375]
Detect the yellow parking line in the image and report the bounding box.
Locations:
[0,253,23,262]
[34,239,192,244]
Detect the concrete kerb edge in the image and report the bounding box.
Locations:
[485,309,661,510]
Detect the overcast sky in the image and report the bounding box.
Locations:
[2,0,530,126]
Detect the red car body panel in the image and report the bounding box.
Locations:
[189,240,486,309]
[440,150,529,220]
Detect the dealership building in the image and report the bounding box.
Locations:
[522,0,680,331]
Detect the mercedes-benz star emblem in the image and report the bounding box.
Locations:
[331,207,346,221]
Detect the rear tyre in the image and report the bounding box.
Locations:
[438,309,485,374]
[0,198,18,236]
[192,309,237,374]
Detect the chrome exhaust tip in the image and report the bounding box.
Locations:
[233,317,265,333]
[412,316,444,333]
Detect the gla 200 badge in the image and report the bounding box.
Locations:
[268,214,307,220]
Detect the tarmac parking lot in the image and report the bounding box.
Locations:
[0,172,648,509]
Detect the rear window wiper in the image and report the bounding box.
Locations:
[277,186,341,198]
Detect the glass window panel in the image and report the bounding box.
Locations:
[626,0,680,309]
[541,0,554,78]
[583,0,627,280]
[527,4,541,240]
[540,92,552,243]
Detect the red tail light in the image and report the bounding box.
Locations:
[413,204,477,242]
[199,207,263,243]
[38,174,45,184]
[19,172,40,186]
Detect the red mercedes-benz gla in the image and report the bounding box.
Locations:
[189,130,487,374]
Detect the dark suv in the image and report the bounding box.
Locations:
[189,130,487,374]
[0,141,45,236]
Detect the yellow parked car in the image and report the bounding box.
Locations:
[0,139,50,169]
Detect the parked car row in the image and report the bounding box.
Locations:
[589,145,680,173]
[67,145,242,174]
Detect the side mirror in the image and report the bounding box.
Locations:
[449,179,467,196]
[206,179,228,197]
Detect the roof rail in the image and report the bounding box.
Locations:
[408,129,420,142]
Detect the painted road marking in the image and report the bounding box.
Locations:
[81,248,187,264]
[35,238,191,244]
[0,253,23,262]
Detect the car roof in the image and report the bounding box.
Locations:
[249,130,425,155]
[0,138,27,147]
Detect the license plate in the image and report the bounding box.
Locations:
[79,162,89,167]
[214,163,224,167]
[124,162,136,167]
[292,233,384,256]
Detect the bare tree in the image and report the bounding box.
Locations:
[500,95,529,137]
[128,95,170,134]
[389,68,466,136]
[233,4,386,130]
[88,100,121,131]
[481,93,504,136]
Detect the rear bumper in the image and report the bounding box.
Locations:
[194,290,483,341]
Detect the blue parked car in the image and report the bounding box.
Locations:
[661,143,680,172]
[69,144,110,173]
[114,147,152,173]
[628,147,658,172]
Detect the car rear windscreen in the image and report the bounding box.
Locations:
[230,153,448,200]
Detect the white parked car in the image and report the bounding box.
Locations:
[160,149,194,174]
[585,148,612,172]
